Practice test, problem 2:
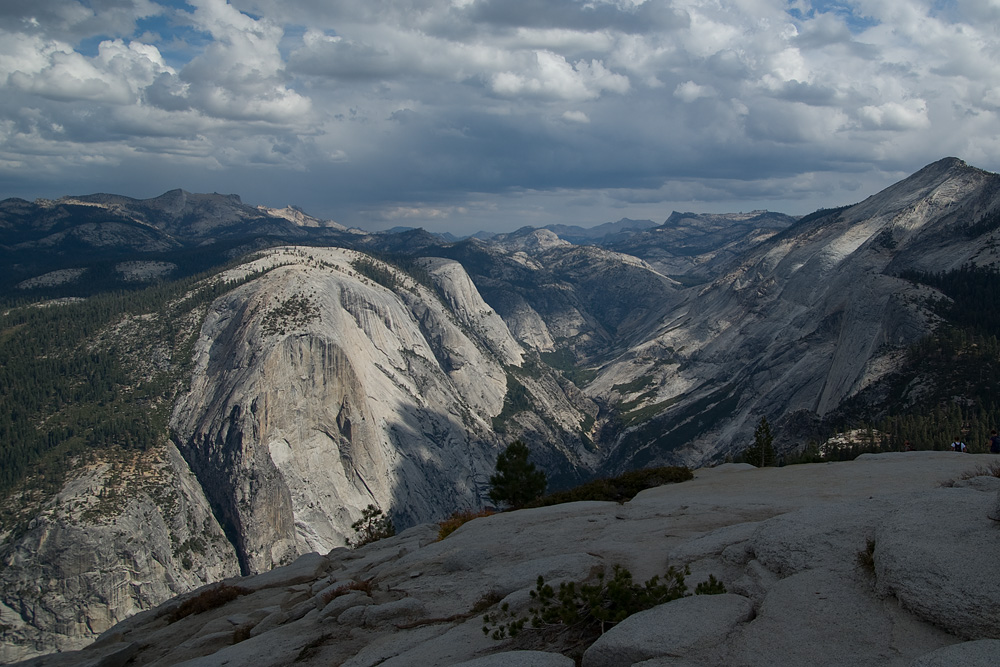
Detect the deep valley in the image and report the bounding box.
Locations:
[2,157,1000,661]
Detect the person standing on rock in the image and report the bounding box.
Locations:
[951,438,967,452]
[989,430,1000,454]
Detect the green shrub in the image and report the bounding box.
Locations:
[694,574,727,595]
[483,564,724,656]
[347,504,395,548]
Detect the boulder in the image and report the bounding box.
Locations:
[582,594,753,667]
[748,499,885,577]
[354,615,496,667]
[875,487,1000,639]
[989,490,1000,522]
[234,552,331,592]
[724,568,955,666]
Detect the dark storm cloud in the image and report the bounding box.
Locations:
[1,0,999,234]
[0,0,162,41]
[462,0,687,34]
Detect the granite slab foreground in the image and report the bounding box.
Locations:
[14,452,1000,667]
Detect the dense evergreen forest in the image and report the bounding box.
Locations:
[1,236,283,298]
[0,264,262,505]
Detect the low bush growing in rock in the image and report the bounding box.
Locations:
[483,564,724,658]
[232,622,254,644]
[856,538,877,576]
[437,509,495,540]
[470,591,505,614]
[167,584,249,623]
[949,461,1000,484]
[694,574,727,595]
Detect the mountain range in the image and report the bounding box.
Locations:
[1,157,999,660]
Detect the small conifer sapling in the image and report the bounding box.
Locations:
[488,440,547,509]
[348,504,395,548]
[744,416,776,467]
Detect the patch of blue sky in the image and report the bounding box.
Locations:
[77,36,108,58]
[278,25,309,60]
[928,0,959,20]
[134,17,212,67]
[786,1,880,33]
[73,0,206,66]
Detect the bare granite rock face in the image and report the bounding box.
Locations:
[0,444,239,664]
[989,490,1000,522]
[438,235,684,365]
[11,453,999,667]
[909,640,1000,667]
[582,594,755,667]
[874,487,1000,639]
[170,247,597,575]
[588,158,1000,469]
[5,159,1000,664]
[452,651,576,666]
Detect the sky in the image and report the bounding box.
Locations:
[1,0,999,234]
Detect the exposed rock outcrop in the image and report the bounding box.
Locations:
[13,453,999,667]
[0,444,239,664]
[436,238,683,364]
[170,247,596,575]
[588,158,1000,468]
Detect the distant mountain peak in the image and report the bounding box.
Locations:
[841,156,995,225]
[662,210,791,227]
[258,204,345,230]
[492,227,569,251]
[921,156,967,172]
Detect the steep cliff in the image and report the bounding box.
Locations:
[170,247,596,574]
[436,232,684,364]
[0,444,239,664]
[590,158,1000,468]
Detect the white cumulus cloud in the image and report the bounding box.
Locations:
[562,110,590,123]
[0,0,998,234]
[491,51,629,101]
[674,80,714,102]
[857,100,930,131]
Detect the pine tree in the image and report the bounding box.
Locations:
[488,440,547,509]
[347,504,395,548]
[744,416,776,467]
